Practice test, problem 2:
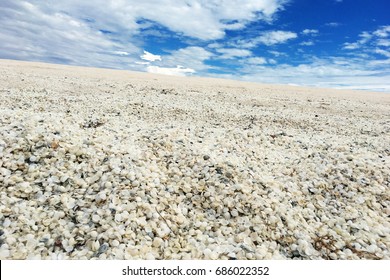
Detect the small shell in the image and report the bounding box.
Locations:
[152,237,163,248]
[91,240,100,252]
[92,215,100,223]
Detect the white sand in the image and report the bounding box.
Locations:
[0,59,389,260]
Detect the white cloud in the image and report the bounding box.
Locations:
[268,50,286,57]
[237,57,390,91]
[1,1,388,92]
[375,49,390,58]
[236,30,297,48]
[146,65,195,76]
[343,26,390,50]
[16,0,288,41]
[216,48,252,59]
[377,39,390,47]
[138,46,213,76]
[135,61,150,65]
[300,41,314,46]
[139,46,212,77]
[145,0,289,40]
[268,58,277,64]
[0,0,288,70]
[156,47,213,71]
[0,0,140,69]
[141,51,161,62]
[325,22,340,27]
[207,43,224,49]
[255,30,297,46]
[302,29,318,35]
[358,31,372,44]
[246,57,268,64]
[114,51,130,56]
[373,25,390,38]
[343,42,360,50]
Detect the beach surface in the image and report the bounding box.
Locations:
[0,59,389,259]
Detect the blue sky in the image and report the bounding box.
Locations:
[0,0,389,91]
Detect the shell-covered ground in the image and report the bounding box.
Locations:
[0,59,389,259]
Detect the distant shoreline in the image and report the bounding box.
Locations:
[1,58,388,94]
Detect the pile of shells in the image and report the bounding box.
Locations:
[1,117,389,260]
[0,61,389,259]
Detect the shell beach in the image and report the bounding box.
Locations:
[0,59,389,259]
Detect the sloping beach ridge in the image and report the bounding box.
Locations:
[0,59,389,260]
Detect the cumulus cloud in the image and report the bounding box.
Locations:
[255,30,297,46]
[343,26,390,50]
[268,50,286,57]
[246,57,268,64]
[136,0,289,40]
[341,27,389,84]
[375,49,390,58]
[138,46,213,77]
[325,22,340,27]
[207,43,224,49]
[141,51,162,62]
[156,47,213,71]
[358,31,373,44]
[377,39,390,47]
[300,41,314,46]
[114,51,130,56]
[343,42,360,50]
[236,30,297,48]
[0,0,139,69]
[146,65,195,76]
[373,26,390,38]
[13,0,288,41]
[268,59,277,64]
[216,48,252,59]
[302,29,318,35]
[237,57,390,91]
[0,0,288,70]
